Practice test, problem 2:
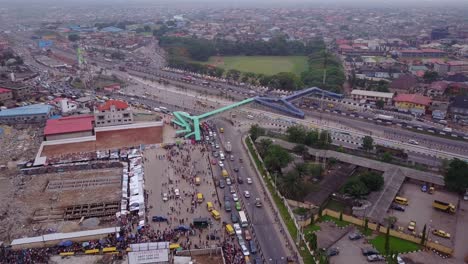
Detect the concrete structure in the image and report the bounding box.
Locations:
[350,89,394,105]
[398,49,446,58]
[95,100,133,127]
[0,87,12,102]
[0,104,53,124]
[2,85,34,99]
[393,93,432,116]
[59,98,78,114]
[44,115,94,141]
[434,61,468,75]
[128,242,170,264]
[430,102,449,120]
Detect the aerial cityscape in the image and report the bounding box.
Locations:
[0,1,467,264]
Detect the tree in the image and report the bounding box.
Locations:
[339,211,343,221]
[381,152,393,162]
[423,71,439,83]
[362,136,374,151]
[309,232,318,251]
[143,25,151,32]
[249,124,265,141]
[318,130,332,147]
[376,100,385,109]
[68,34,80,42]
[257,138,273,157]
[384,224,391,255]
[304,129,319,146]
[359,172,384,191]
[364,218,369,233]
[286,125,307,144]
[420,224,427,245]
[343,179,369,198]
[263,145,293,172]
[444,159,468,194]
[293,144,308,157]
[226,69,241,81]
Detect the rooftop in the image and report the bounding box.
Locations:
[451,96,468,110]
[44,115,94,136]
[394,94,432,106]
[351,89,394,99]
[0,87,11,93]
[0,104,52,117]
[97,100,129,111]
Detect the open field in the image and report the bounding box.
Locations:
[200,56,308,76]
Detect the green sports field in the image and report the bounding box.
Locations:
[201,56,309,75]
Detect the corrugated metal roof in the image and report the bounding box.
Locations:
[351,89,394,99]
[0,104,52,117]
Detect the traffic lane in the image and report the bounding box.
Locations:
[217,120,289,260]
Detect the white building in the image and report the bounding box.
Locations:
[351,90,394,105]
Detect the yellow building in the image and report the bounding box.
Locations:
[394,94,431,116]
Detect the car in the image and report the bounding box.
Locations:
[205,136,209,141]
[235,201,242,211]
[237,234,246,246]
[241,244,250,256]
[219,161,224,167]
[230,186,236,194]
[215,144,220,149]
[247,178,253,184]
[390,204,405,212]
[231,212,239,223]
[408,220,416,231]
[421,185,428,192]
[238,177,244,184]
[432,229,451,239]
[219,179,225,189]
[152,216,168,222]
[362,248,379,256]
[162,193,168,201]
[232,193,239,202]
[397,256,405,264]
[174,189,180,198]
[225,200,232,212]
[226,178,232,185]
[234,167,239,172]
[408,139,419,145]
[255,198,262,207]
[244,230,252,241]
[244,191,250,198]
[239,158,243,163]
[348,232,362,240]
[230,155,234,161]
[213,152,219,158]
[234,223,242,235]
[174,225,191,232]
[367,254,385,262]
[327,247,339,256]
[213,132,217,137]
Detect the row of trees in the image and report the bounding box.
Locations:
[300,50,345,93]
[286,125,333,148]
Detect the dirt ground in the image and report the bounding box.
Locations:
[0,124,43,164]
[0,167,122,242]
[42,125,163,157]
[50,254,127,264]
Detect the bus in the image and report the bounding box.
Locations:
[238,211,248,227]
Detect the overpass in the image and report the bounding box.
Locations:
[171,87,343,140]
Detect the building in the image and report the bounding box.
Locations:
[44,115,94,141]
[350,90,394,105]
[128,242,170,264]
[0,87,12,102]
[0,104,53,124]
[58,98,78,114]
[398,49,446,58]
[393,94,432,116]
[95,100,133,127]
[427,81,449,97]
[389,74,419,92]
[1,85,34,99]
[431,28,449,40]
[430,101,449,120]
[449,96,468,125]
[434,61,468,75]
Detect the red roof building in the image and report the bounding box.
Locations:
[97,100,129,112]
[44,115,94,140]
[0,87,13,102]
[394,94,432,106]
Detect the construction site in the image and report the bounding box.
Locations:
[0,166,123,242]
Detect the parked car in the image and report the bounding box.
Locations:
[362,248,379,256]
[232,193,239,202]
[367,254,385,262]
[234,223,242,235]
[255,198,262,207]
[241,244,250,256]
[237,177,244,184]
[432,229,451,239]
[162,193,168,201]
[226,178,232,185]
[234,167,239,172]
[244,230,252,241]
[348,232,362,240]
[390,204,405,212]
[219,179,225,189]
[231,212,239,223]
[235,201,241,211]
[408,220,416,232]
[327,247,339,256]
[230,186,236,194]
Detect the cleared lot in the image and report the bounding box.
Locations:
[329,230,369,264]
[390,182,458,247]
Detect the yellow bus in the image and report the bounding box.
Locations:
[170,243,181,250]
[59,252,75,256]
[394,196,409,205]
[207,202,214,212]
[197,193,204,203]
[225,224,235,235]
[85,249,99,254]
[103,247,117,253]
[211,209,221,220]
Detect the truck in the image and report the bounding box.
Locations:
[375,114,394,122]
[225,141,232,153]
[432,200,456,214]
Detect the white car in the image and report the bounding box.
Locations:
[226,178,232,185]
[232,193,239,202]
[408,139,419,145]
[244,191,250,198]
[241,244,250,256]
[247,178,253,184]
[218,161,224,167]
[215,144,220,149]
[163,193,168,201]
[174,189,180,198]
[233,223,242,235]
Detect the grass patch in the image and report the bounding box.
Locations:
[198,56,309,76]
[245,137,314,263]
[358,226,373,237]
[304,223,321,234]
[370,235,421,254]
[320,215,349,228]
[325,199,347,212]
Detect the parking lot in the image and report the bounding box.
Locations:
[329,230,372,264]
[389,182,459,247]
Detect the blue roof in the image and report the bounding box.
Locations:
[100,26,123,33]
[0,104,52,117]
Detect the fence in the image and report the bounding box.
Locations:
[321,208,454,255]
